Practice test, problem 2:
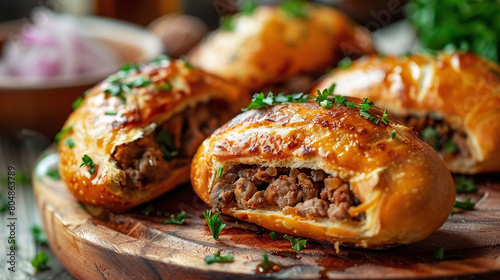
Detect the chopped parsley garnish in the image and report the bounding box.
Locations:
[156,131,178,160]
[455,176,478,193]
[55,125,73,143]
[444,139,458,154]
[128,76,151,88]
[164,211,191,225]
[105,111,117,115]
[392,129,397,139]
[240,0,257,15]
[31,226,47,245]
[280,0,308,18]
[421,126,439,141]
[80,154,95,175]
[381,109,390,124]
[204,251,234,264]
[338,57,352,68]
[220,16,235,31]
[203,210,226,240]
[104,84,127,102]
[283,234,307,252]
[72,96,84,110]
[155,83,172,91]
[260,254,272,270]
[46,170,60,180]
[454,197,475,210]
[270,231,277,240]
[433,246,462,260]
[316,85,389,125]
[243,92,309,111]
[183,59,194,70]
[65,138,75,149]
[31,251,49,271]
[120,62,139,72]
[217,167,224,178]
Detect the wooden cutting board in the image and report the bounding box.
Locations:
[33,151,500,279]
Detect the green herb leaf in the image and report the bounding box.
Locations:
[240,0,257,15]
[72,96,84,110]
[360,111,380,124]
[243,92,310,111]
[315,84,336,103]
[46,170,60,180]
[454,197,475,210]
[320,99,333,108]
[80,154,95,174]
[31,226,47,245]
[260,254,272,270]
[128,76,151,88]
[421,126,439,141]
[270,231,277,240]
[220,16,235,31]
[280,0,308,18]
[345,101,357,109]
[455,176,478,193]
[433,246,445,260]
[338,57,352,68]
[55,125,73,143]
[156,131,178,160]
[164,211,191,225]
[203,210,226,240]
[333,95,347,106]
[155,83,172,91]
[406,0,500,62]
[204,251,234,264]
[283,234,307,252]
[105,111,117,115]
[217,167,224,178]
[444,139,458,154]
[381,109,390,124]
[65,138,75,149]
[392,129,397,139]
[120,62,139,72]
[31,251,49,271]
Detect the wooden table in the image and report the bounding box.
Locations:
[0,133,74,280]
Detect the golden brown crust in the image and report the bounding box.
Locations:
[58,59,247,212]
[189,4,375,93]
[314,52,500,174]
[191,100,455,248]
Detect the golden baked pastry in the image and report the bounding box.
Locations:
[189,2,375,94]
[57,57,246,212]
[314,52,500,174]
[191,96,455,248]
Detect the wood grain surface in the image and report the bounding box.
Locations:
[33,151,500,280]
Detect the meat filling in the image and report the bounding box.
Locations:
[112,100,232,191]
[211,164,364,222]
[404,115,469,159]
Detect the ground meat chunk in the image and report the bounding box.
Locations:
[254,167,278,183]
[136,147,168,183]
[328,202,351,221]
[124,169,144,189]
[310,170,327,182]
[265,175,303,208]
[210,182,234,211]
[294,198,329,219]
[320,177,345,202]
[221,172,238,183]
[297,173,317,201]
[233,178,257,209]
[247,191,266,209]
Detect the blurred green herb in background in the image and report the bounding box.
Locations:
[406,0,500,62]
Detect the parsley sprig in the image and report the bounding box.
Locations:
[280,0,308,18]
[31,251,49,271]
[316,85,389,125]
[454,197,475,210]
[283,234,307,252]
[80,154,95,175]
[243,92,309,111]
[31,226,47,245]
[204,210,226,240]
[433,246,462,260]
[164,211,191,225]
[454,176,477,193]
[204,251,234,264]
